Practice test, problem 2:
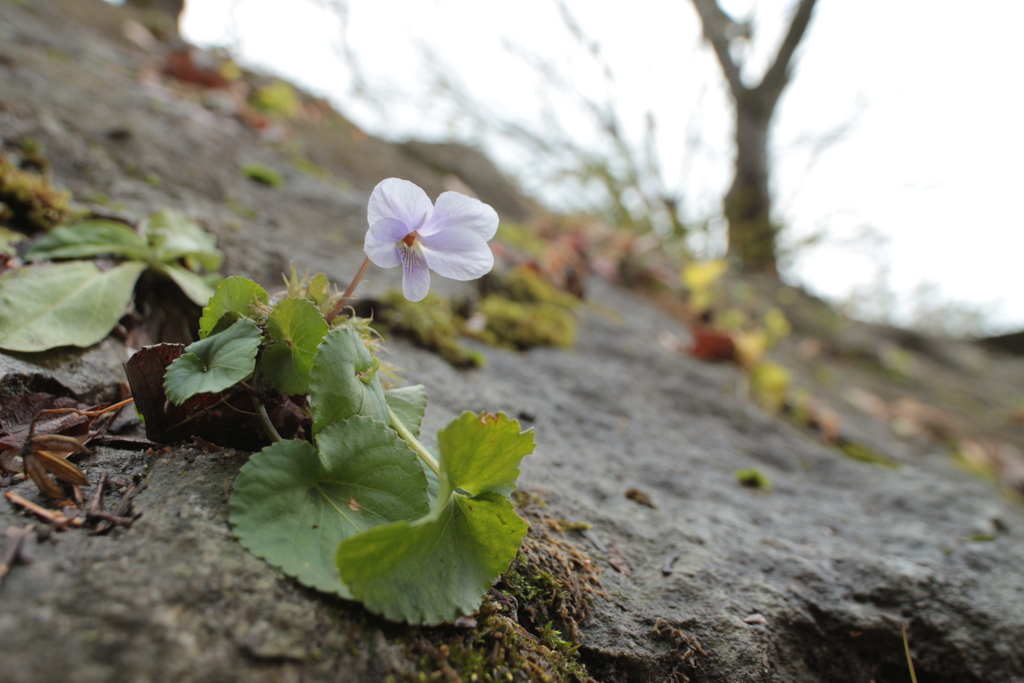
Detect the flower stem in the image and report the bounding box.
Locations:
[328,256,372,321]
[902,622,918,683]
[251,362,282,444]
[387,405,440,477]
[254,398,282,444]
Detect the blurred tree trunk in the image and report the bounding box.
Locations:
[690,0,818,274]
[126,0,185,39]
[126,0,184,15]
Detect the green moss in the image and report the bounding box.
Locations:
[879,343,916,378]
[241,162,284,187]
[495,222,547,257]
[473,298,575,351]
[837,440,900,469]
[735,468,772,491]
[250,80,302,119]
[373,269,577,363]
[406,599,592,682]
[45,46,69,63]
[501,266,579,309]
[0,154,73,231]
[19,138,48,172]
[503,494,601,640]
[225,197,257,219]
[470,265,579,351]
[291,155,333,181]
[374,292,484,369]
[405,494,600,682]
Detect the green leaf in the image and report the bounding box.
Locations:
[309,326,389,435]
[24,221,150,262]
[262,297,330,396]
[241,162,284,187]
[150,262,218,306]
[384,385,428,438]
[164,318,261,404]
[230,417,430,597]
[0,227,25,257]
[142,210,222,271]
[336,491,528,624]
[198,276,269,339]
[336,411,534,624]
[439,412,535,498]
[0,260,146,352]
[307,272,331,308]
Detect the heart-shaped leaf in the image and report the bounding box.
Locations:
[198,276,269,338]
[384,385,428,438]
[439,412,535,497]
[164,318,261,404]
[309,326,389,435]
[230,416,430,597]
[0,260,146,352]
[336,491,528,624]
[262,297,329,396]
[336,411,534,624]
[142,210,222,271]
[25,220,150,262]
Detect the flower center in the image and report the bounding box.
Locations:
[402,232,418,248]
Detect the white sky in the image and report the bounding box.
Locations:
[173,0,1023,334]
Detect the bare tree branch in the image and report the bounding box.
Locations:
[690,0,745,94]
[759,0,819,111]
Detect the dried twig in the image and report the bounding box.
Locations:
[82,471,134,528]
[92,476,146,535]
[27,398,135,438]
[4,491,83,530]
[86,471,107,517]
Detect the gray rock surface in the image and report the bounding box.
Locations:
[1,1,1023,682]
[0,340,128,405]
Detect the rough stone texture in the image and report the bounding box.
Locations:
[0,340,128,405]
[1,2,1023,682]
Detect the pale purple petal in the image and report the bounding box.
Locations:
[364,217,412,268]
[419,227,494,281]
[420,191,498,241]
[400,246,431,302]
[368,178,433,228]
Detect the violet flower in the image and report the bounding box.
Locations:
[363,178,498,302]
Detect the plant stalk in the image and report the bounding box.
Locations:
[388,406,440,477]
[901,622,918,683]
[328,256,372,321]
[251,362,282,444]
[254,398,282,444]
